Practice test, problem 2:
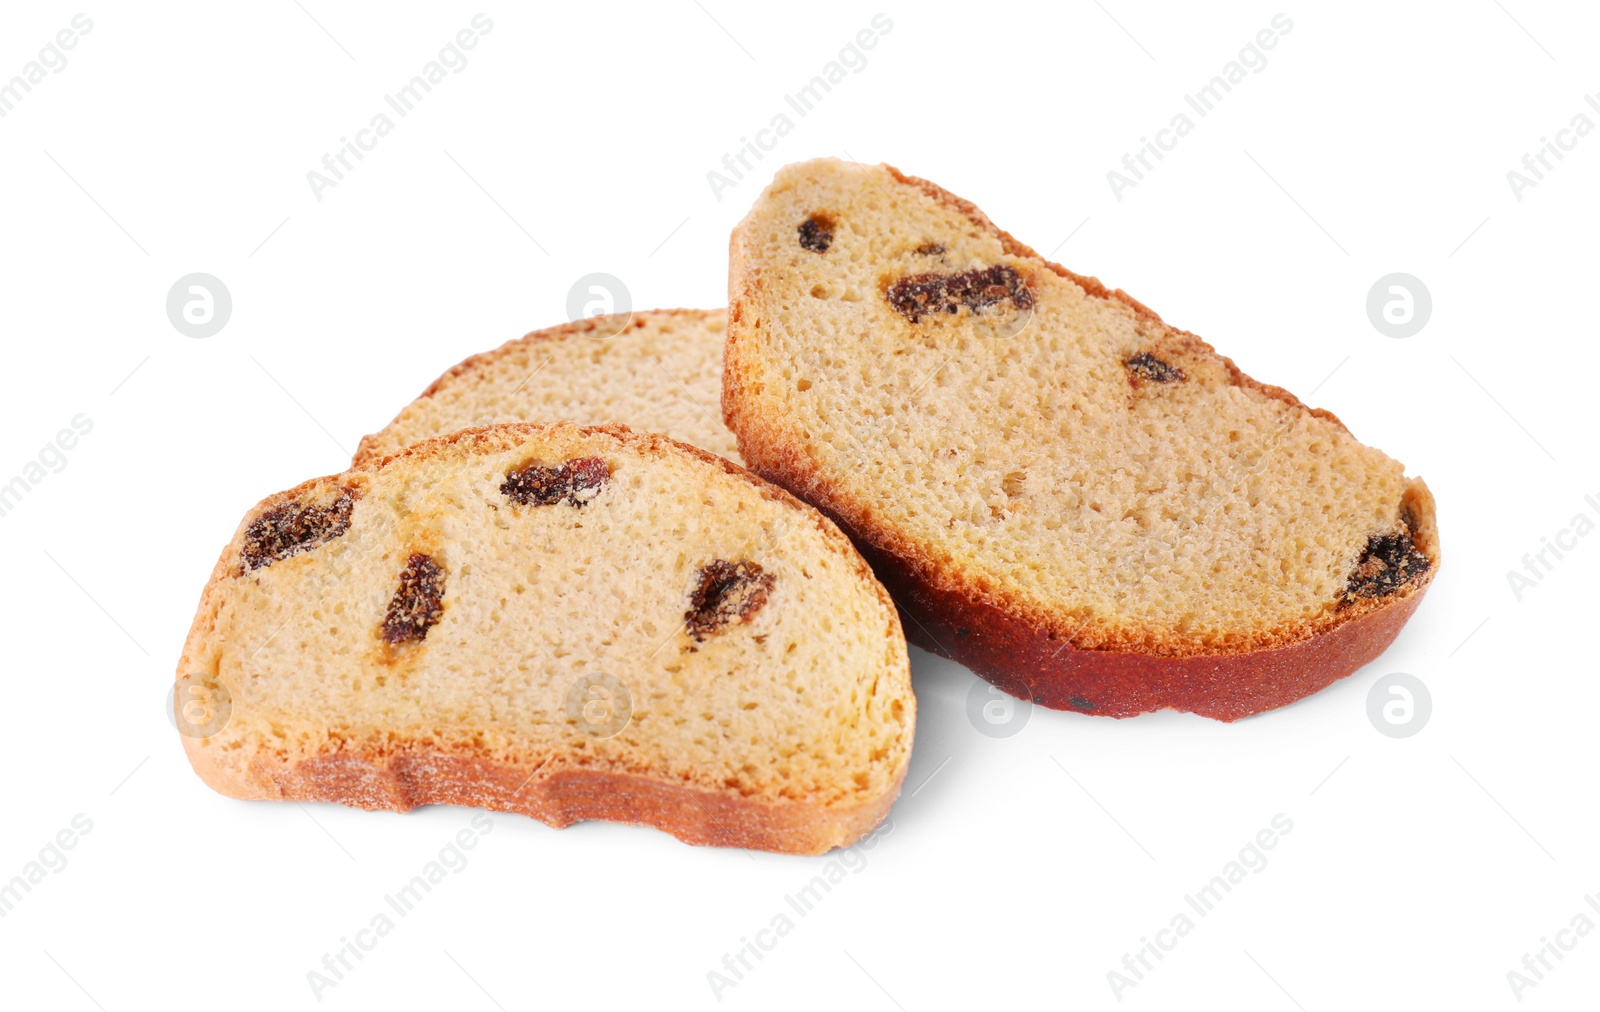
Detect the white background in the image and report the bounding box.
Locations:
[1,2,1595,1009]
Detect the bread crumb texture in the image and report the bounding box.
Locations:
[724,159,1438,657]
[355,309,741,466]
[179,423,912,828]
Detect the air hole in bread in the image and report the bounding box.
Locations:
[381,553,446,644]
[500,456,610,507]
[240,490,355,571]
[798,214,834,253]
[686,560,775,641]
[1125,352,1185,385]
[885,266,1034,323]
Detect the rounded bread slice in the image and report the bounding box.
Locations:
[355,308,739,466]
[177,422,913,854]
[723,158,1439,721]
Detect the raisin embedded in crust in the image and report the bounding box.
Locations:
[685,560,776,641]
[500,456,611,507]
[240,490,355,571]
[1125,352,1185,384]
[798,215,834,253]
[381,553,446,644]
[886,265,1033,323]
[1343,530,1431,603]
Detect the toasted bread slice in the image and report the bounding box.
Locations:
[177,422,912,854]
[724,158,1439,721]
[354,309,739,467]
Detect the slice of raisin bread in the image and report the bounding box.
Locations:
[177,422,913,854]
[354,308,739,467]
[723,158,1439,722]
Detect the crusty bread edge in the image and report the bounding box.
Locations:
[798,481,1433,722]
[184,736,905,856]
[351,309,723,468]
[179,421,913,855]
[880,164,1353,433]
[722,160,1439,719]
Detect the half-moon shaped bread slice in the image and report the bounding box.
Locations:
[354,308,738,466]
[176,422,913,854]
[723,158,1439,721]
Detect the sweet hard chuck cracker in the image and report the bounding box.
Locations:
[176,422,913,854]
[723,158,1438,721]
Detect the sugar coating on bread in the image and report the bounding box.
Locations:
[725,159,1438,660]
[179,422,912,852]
[355,309,740,466]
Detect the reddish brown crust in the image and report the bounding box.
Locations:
[725,161,1438,719]
[180,422,911,855]
[845,514,1430,722]
[351,309,723,467]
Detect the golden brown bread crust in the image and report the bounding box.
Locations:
[807,491,1430,722]
[179,422,911,855]
[723,162,1439,721]
[185,733,905,855]
[882,165,1351,433]
[351,309,721,467]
